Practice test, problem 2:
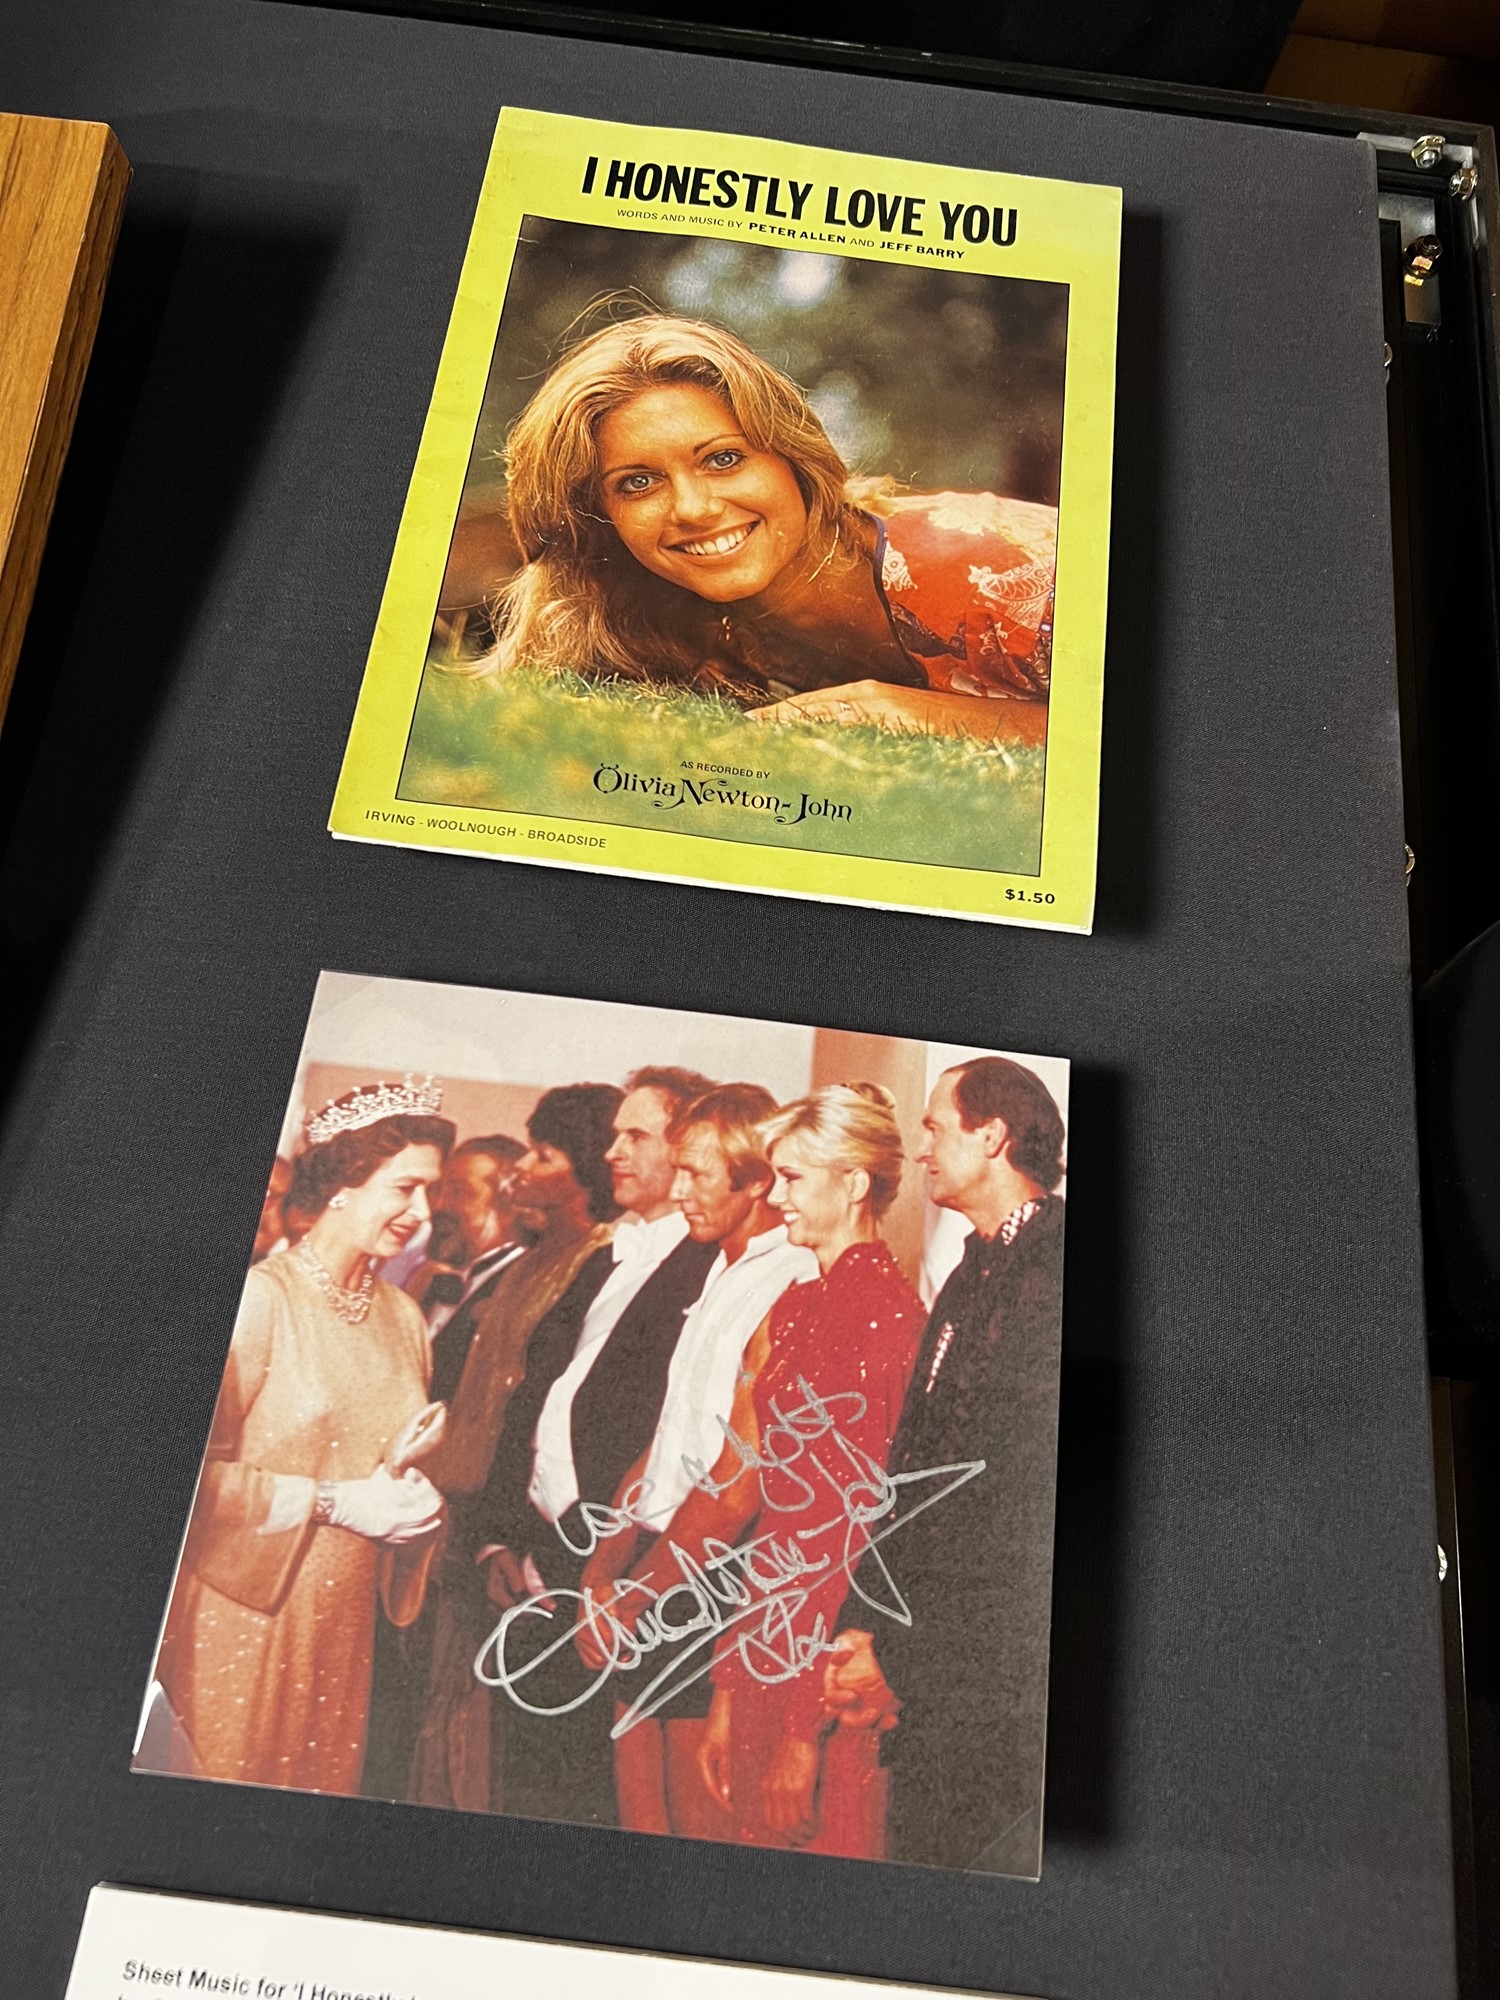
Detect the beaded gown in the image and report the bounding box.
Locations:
[710,1239,922,1857]
[156,1249,438,1795]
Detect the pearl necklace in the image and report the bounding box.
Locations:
[295,1240,374,1323]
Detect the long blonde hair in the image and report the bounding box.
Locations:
[477,308,869,688]
[760,1082,905,1219]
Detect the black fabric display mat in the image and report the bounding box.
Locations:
[0,4,1455,1996]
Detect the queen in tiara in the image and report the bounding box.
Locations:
[153,1077,458,1799]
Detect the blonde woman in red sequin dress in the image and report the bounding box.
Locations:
[620,1083,922,1857]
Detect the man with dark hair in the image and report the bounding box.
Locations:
[405,1083,621,1813]
[467,1064,720,1827]
[361,1133,532,1805]
[948,1057,1067,1191]
[409,1135,533,1405]
[527,1066,718,1529]
[424,1134,528,1276]
[824,1058,1066,1878]
[522,1083,624,1223]
[428,1083,622,1507]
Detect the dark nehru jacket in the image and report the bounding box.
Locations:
[849,1195,1066,1877]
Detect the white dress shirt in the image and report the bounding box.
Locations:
[528,1208,691,1523]
[635,1223,818,1529]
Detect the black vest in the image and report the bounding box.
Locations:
[567,1232,720,1516]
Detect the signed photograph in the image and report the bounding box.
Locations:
[332,110,1119,928]
[135,972,1069,1880]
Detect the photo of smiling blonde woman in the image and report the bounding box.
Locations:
[482,310,1057,745]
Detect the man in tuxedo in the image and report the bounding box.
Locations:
[824,1057,1066,1877]
[576,1083,818,1839]
[470,1065,720,1825]
[358,1132,528,1801]
[414,1135,532,1404]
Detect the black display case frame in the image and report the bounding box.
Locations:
[4,3,1497,1991]
[265,10,1500,1986]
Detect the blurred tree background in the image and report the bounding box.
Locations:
[435,217,1067,650]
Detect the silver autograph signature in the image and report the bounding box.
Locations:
[472,1379,984,1736]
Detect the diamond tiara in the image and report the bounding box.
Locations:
[305,1074,444,1147]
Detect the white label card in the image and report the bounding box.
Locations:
[64,1886,1038,2000]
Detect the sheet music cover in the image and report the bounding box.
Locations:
[330,109,1119,929]
[134,972,1069,1880]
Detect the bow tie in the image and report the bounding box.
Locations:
[615,1216,683,1266]
[425,1271,466,1308]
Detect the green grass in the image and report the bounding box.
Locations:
[398,664,1044,876]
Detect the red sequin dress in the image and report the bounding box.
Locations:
[874,490,1057,701]
[710,1239,923,1858]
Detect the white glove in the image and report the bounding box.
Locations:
[323,1465,444,1545]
